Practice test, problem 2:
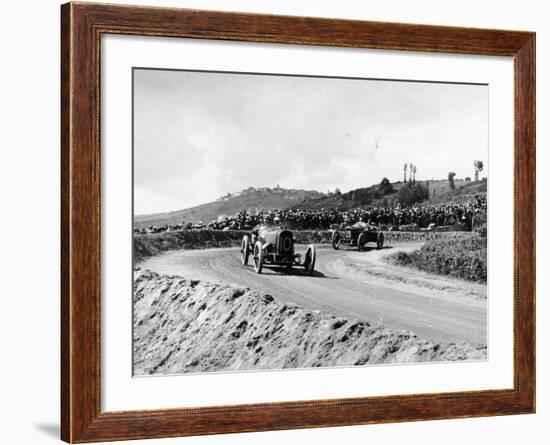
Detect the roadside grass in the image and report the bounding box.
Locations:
[388,234,487,282]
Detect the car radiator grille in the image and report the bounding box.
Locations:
[279,233,293,254]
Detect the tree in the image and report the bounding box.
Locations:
[409,163,414,183]
[448,171,456,190]
[397,182,429,206]
[411,164,417,184]
[378,177,394,195]
[334,188,341,195]
[403,163,408,182]
[473,160,484,181]
[351,188,372,204]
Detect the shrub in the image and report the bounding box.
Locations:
[397,182,429,206]
[378,177,395,195]
[389,235,487,282]
[350,187,373,204]
[448,171,456,190]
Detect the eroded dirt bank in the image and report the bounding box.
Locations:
[133,269,487,375]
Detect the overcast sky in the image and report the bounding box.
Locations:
[134,69,488,215]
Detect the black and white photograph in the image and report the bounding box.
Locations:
[132,68,488,376]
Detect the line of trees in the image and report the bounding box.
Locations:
[403,162,417,184]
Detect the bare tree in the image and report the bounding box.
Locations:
[473,160,484,181]
[403,163,408,182]
[409,163,414,183]
[412,164,417,184]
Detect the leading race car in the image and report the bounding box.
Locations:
[240,225,316,275]
[330,224,384,251]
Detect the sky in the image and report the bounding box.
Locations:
[134,68,488,215]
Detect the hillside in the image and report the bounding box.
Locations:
[134,187,326,228]
[424,179,487,205]
[291,179,487,211]
[135,179,487,228]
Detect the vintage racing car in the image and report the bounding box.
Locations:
[330,225,384,251]
[240,226,316,275]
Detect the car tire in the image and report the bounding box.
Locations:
[304,244,316,275]
[357,233,366,251]
[331,231,341,250]
[253,241,264,274]
[377,232,385,249]
[240,235,250,265]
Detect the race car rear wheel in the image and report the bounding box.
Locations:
[357,233,367,251]
[253,241,264,274]
[331,231,341,250]
[304,244,316,275]
[377,232,385,249]
[240,235,250,265]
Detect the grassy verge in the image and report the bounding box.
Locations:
[389,235,487,282]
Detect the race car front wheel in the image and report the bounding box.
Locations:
[377,232,385,249]
[304,245,316,275]
[331,232,341,250]
[357,233,367,251]
[253,241,264,274]
[241,235,250,265]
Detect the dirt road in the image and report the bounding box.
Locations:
[138,243,487,345]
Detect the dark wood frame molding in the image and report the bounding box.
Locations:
[61,2,536,442]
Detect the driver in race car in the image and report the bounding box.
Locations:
[351,216,368,230]
[251,214,282,243]
[352,215,378,231]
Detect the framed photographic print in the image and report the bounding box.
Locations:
[61,2,535,442]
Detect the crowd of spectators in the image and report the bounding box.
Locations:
[135,195,486,234]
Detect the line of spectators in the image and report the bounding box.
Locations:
[135,195,486,234]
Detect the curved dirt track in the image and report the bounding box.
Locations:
[138,243,487,345]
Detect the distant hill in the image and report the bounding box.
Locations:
[135,180,487,229]
[291,179,487,211]
[134,187,327,228]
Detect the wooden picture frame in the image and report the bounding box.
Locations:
[61,2,535,442]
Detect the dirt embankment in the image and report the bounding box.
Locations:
[134,229,476,262]
[133,270,487,375]
[134,230,247,262]
[134,230,335,261]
